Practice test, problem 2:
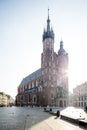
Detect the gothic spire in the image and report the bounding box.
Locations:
[47,8,50,32]
[43,9,54,41]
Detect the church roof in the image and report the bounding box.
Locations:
[19,68,41,87]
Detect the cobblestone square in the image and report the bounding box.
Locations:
[0,107,86,130]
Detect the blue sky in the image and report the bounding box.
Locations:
[0,0,87,99]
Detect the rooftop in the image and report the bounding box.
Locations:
[19,68,41,87]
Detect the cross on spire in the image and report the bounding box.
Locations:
[47,8,50,32]
[48,8,49,19]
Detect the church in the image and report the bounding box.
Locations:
[16,10,69,107]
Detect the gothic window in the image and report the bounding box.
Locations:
[21,96,23,101]
[59,100,63,107]
[42,70,44,75]
[24,86,26,91]
[29,84,30,89]
[34,81,36,87]
[49,62,51,66]
[28,94,31,102]
[31,83,32,88]
[36,81,38,86]
[53,76,56,81]
[39,79,40,83]
[39,86,42,92]
[57,60,58,65]
[18,88,20,93]
[84,102,86,107]
[52,42,53,48]
[45,82,47,86]
[32,82,34,88]
[45,62,47,66]
[64,101,66,107]
[34,97,36,103]
[49,75,51,80]
[51,93,54,99]
[27,84,29,89]
[49,68,51,73]
[53,63,55,67]
[51,84,53,87]
[53,69,55,74]
[45,68,47,73]
[33,96,37,103]
[24,95,28,102]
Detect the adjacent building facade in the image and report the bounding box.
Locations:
[0,92,14,107]
[16,10,69,107]
[0,92,7,106]
[73,82,87,108]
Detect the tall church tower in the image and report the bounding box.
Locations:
[41,9,69,106]
[41,9,57,106]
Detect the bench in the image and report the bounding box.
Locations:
[79,119,87,127]
[60,107,86,124]
[60,114,85,123]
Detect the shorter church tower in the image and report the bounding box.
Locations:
[56,40,68,107]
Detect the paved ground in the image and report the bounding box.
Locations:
[0,107,86,130]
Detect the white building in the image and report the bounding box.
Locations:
[73,82,87,108]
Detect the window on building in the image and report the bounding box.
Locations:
[33,96,36,103]
[32,82,34,88]
[24,95,28,102]
[27,84,29,89]
[38,86,42,92]
[39,79,40,82]
[53,63,55,67]
[49,62,51,66]
[81,102,83,107]
[49,75,51,80]
[53,76,56,81]
[53,69,55,74]
[64,101,66,107]
[45,62,47,66]
[49,68,51,73]
[51,93,54,99]
[21,96,23,101]
[34,81,36,87]
[45,82,47,86]
[42,70,44,75]
[31,83,32,88]
[84,102,86,107]
[24,86,26,90]
[45,68,47,73]
[29,84,30,89]
[82,96,83,101]
[28,95,31,102]
[51,84,53,87]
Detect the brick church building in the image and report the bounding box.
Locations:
[16,10,69,107]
